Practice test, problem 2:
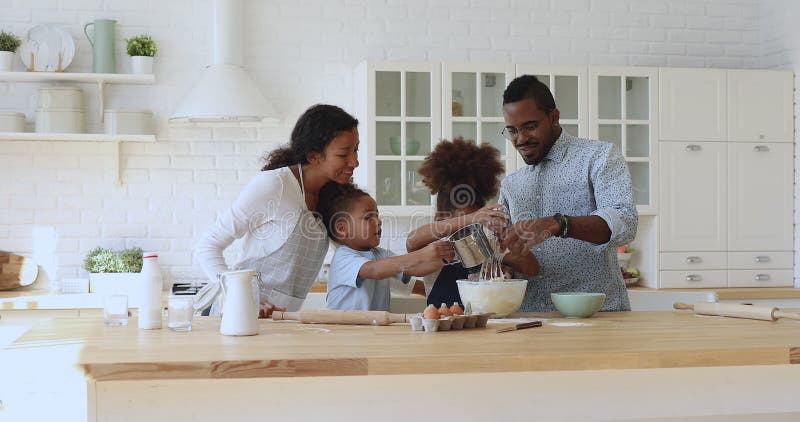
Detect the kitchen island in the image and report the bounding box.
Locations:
[4,311,800,421]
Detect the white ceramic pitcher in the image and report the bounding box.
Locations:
[219,269,259,336]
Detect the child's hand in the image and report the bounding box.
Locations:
[470,204,509,234]
[422,241,455,263]
[258,300,286,318]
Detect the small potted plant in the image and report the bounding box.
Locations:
[126,35,157,74]
[84,246,143,296]
[0,30,22,72]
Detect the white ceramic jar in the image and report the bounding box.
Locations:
[103,109,153,135]
[35,108,85,133]
[37,86,83,109]
[0,111,25,132]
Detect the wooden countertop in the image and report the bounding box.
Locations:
[8,311,800,382]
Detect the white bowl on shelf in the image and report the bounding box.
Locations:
[103,109,153,135]
[0,111,25,132]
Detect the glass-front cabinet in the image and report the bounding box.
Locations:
[357,62,658,216]
[354,62,441,214]
[442,63,516,198]
[589,66,658,215]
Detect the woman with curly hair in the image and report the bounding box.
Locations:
[406,138,539,307]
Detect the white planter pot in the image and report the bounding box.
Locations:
[130,56,153,74]
[89,273,140,298]
[0,51,14,71]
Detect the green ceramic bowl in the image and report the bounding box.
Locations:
[389,136,421,155]
[550,292,606,318]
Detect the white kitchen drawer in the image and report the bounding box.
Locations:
[727,269,793,288]
[659,252,726,270]
[727,252,793,269]
[659,270,727,289]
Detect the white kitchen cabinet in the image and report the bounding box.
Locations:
[659,142,727,252]
[727,70,794,142]
[441,62,517,196]
[589,66,659,215]
[354,62,441,214]
[727,142,793,251]
[659,68,726,142]
[658,68,794,289]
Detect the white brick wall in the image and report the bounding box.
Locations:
[0,0,794,287]
[758,0,800,287]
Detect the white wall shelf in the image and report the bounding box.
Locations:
[0,71,155,84]
[0,71,156,122]
[0,132,156,186]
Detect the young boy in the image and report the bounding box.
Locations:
[318,183,454,311]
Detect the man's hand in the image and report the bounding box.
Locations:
[500,217,560,255]
[469,204,510,235]
[258,300,286,318]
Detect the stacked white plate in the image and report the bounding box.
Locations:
[35,86,85,133]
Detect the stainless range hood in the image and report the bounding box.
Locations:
[170,0,277,123]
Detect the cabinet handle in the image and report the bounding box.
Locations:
[685,145,702,152]
[685,256,702,263]
[754,274,770,281]
[754,145,769,152]
[754,255,770,263]
[685,274,702,282]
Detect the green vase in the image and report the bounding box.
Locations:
[84,19,116,74]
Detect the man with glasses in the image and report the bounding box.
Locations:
[498,75,638,312]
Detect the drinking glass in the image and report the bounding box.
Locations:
[104,295,128,326]
[168,296,194,332]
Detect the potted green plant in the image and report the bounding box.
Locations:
[0,30,22,72]
[125,35,157,74]
[84,246,143,296]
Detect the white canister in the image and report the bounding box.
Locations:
[0,51,14,72]
[0,111,25,132]
[104,109,153,135]
[37,86,84,109]
[35,108,85,133]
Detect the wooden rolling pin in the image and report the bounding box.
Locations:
[272,310,410,326]
[674,302,800,321]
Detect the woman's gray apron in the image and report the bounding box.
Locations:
[203,163,329,315]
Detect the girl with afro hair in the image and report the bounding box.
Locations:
[406,138,540,307]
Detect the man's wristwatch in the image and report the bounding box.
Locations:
[553,213,570,238]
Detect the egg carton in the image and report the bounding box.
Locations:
[408,313,493,332]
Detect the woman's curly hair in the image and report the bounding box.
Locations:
[417,138,504,214]
[317,182,370,240]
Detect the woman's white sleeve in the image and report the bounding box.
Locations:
[195,172,283,282]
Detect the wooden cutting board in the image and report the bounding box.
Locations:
[0,251,39,290]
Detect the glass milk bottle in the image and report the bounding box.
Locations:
[138,252,163,329]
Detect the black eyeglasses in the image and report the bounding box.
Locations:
[500,123,538,141]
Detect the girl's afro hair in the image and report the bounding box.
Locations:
[417,138,504,212]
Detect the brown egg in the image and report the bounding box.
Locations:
[423,304,439,320]
[438,302,452,317]
[450,302,464,315]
